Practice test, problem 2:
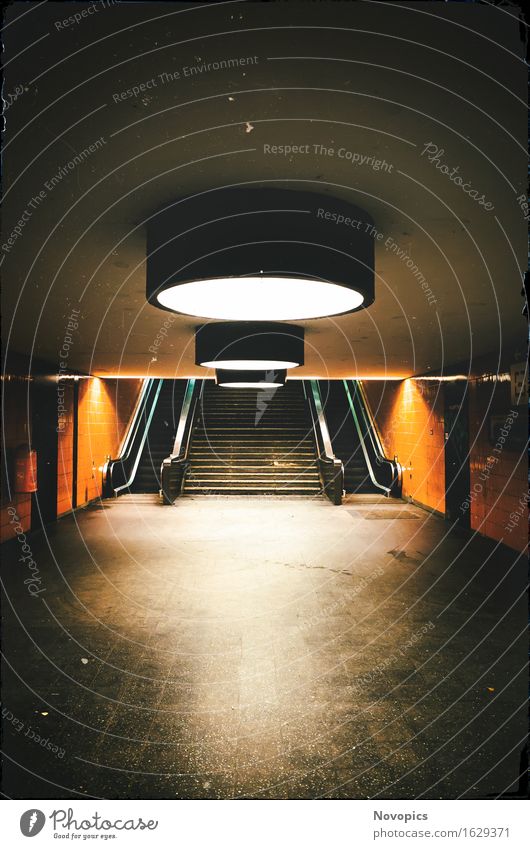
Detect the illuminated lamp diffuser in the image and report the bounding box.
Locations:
[146,187,375,321]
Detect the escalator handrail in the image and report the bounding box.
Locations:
[117,378,154,460]
[354,381,400,490]
[303,379,344,504]
[355,382,386,469]
[342,379,392,496]
[356,379,387,459]
[168,378,199,460]
[303,380,335,460]
[159,379,203,502]
[113,379,164,494]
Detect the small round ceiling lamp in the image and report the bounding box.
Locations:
[195,322,304,370]
[146,187,374,321]
[215,369,286,389]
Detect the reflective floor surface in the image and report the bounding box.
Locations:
[1,495,526,799]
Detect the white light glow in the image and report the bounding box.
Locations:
[157,276,364,320]
[201,359,298,370]
[413,375,469,382]
[218,381,284,389]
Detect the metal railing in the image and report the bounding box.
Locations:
[343,379,402,496]
[160,379,202,503]
[103,379,163,497]
[304,380,344,505]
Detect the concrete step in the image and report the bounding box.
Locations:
[190,446,314,453]
[189,458,314,465]
[189,452,314,459]
[189,449,315,455]
[189,441,315,447]
[184,485,322,494]
[185,382,319,496]
[188,458,317,466]
[199,409,308,415]
[200,428,311,434]
[187,472,319,480]
[200,401,306,407]
[191,447,313,453]
[201,428,312,433]
[190,457,314,464]
[191,437,314,443]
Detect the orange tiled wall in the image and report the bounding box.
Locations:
[2,377,142,526]
[1,378,33,542]
[468,376,527,552]
[363,379,446,514]
[364,377,527,553]
[57,382,75,516]
[75,378,142,508]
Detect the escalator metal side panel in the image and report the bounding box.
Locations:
[103,379,163,496]
[113,380,165,495]
[344,380,401,496]
[160,379,203,503]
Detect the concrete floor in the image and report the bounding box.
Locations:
[1,494,527,799]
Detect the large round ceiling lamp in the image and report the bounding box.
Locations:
[215,369,286,389]
[146,187,375,321]
[195,322,304,370]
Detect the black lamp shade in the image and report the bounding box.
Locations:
[146,187,375,321]
[195,322,304,370]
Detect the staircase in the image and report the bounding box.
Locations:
[129,380,186,493]
[184,381,322,496]
[319,381,379,494]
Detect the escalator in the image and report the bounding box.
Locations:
[318,379,401,496]
[129,380,187,493]
[104,379,188,496]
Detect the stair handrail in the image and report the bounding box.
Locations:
[171,378,198,458]
[304,380,344,505]
[103,378,164,496]
[160,378,202,503]
[343,379,401,496]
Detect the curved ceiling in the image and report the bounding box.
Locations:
[1,1,526,378]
